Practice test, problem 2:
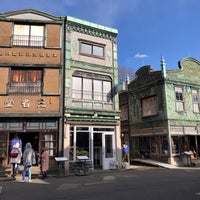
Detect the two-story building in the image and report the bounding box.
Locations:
[0,9,64,170]
[128,57,200,166]
[63,17,121,170]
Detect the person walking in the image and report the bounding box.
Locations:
[10,142,22,179]
[37,146,49,178]
[122,143,130,163]
[10,134,22,151]
[20,143,36,183]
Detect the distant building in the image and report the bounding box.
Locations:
[0,9,64,170]
[128,57,200,166]
[119,74,130,146]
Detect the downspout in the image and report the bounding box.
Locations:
[61,16,66,157]
[161,56,172,164]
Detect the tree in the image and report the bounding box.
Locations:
[118,66,135,84]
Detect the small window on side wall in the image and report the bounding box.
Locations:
[192,89,200,113]
[175,86,184,112]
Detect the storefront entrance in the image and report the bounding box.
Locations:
[10,132,39,152]
[9,132,39,165]
[70,126,117,170]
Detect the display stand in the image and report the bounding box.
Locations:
[76,156,90,176]
[183,151,193,166]
[55,157,68,175]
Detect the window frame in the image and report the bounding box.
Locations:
[175,86,185,112]
[79,39,105,59]
[72,76,112,103]
[120,104,128,120]
[192,88,200,113]
[141,95,157,117]
[13,24,45,48]
[7,68,43,95]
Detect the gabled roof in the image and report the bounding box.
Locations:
[0,9,62,22]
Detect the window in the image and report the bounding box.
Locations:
[192,89,200,113]
[80,40,105,58]
[120,105,128,120]
[105,135,113,158]
[13,24,44,47]
[40,133,57,156]
[72,76,112,102]
[175,86,184,111]
[7,69,42,94]
[142,96,157,117]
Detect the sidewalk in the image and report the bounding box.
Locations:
[132,158,200,169]
[0,164,148,182]
[1,160,200,182]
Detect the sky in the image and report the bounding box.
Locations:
[1,0,200,73]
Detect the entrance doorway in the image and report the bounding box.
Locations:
[10,132,39,152]
[9,132,39,166]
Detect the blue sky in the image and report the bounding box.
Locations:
[1,0,200,72]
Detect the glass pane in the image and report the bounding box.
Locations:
[76,132,89,157]
[14,25,29,35]
[94,80,102,100]
[72,77,82,99]
[83,78,92,99]
[103,81,112,102]
[30,26,44,36]
[93,46,104,57]
[105,135,113,158]
[81,43,92,55]
[193,103,200,113]
[13,25,29,46]
[70,132,74,160]
[30,25,44,46]
[176,102,184,111]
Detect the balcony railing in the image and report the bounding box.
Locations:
[12,35,44,48]
[7,82,42,95]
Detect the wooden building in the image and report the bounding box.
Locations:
[129,57,200,166]
[0,9,64,171]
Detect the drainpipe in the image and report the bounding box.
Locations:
[195,124,199,159]
[61,17,66,157]
[161,56,172,164]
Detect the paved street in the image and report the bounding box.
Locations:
[1,166,200,200]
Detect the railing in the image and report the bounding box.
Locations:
[7,82,42,95]
[12,35,44,48]
[72,89,112,102]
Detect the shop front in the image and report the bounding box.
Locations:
[0,118,60,170]
[69,126,117,170]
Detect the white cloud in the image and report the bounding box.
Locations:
[134,53,149,58]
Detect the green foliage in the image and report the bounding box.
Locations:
[76,150,88,156]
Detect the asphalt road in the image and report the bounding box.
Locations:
[1,166,200,200]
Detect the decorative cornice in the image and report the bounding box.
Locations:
[66,19,117,43]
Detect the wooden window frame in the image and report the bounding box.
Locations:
[142,96,157,117]
[79,39,105,59]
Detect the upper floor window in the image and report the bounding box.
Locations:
[13,24,44,47]
[72,76,112,102]
[80,40,105,58]
[175,86,184,112]
[120,105,128,120]
[192,89,200,113]
[142,96,157,117]
[7,69,43,94]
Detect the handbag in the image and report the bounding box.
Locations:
[10,148,19,158]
